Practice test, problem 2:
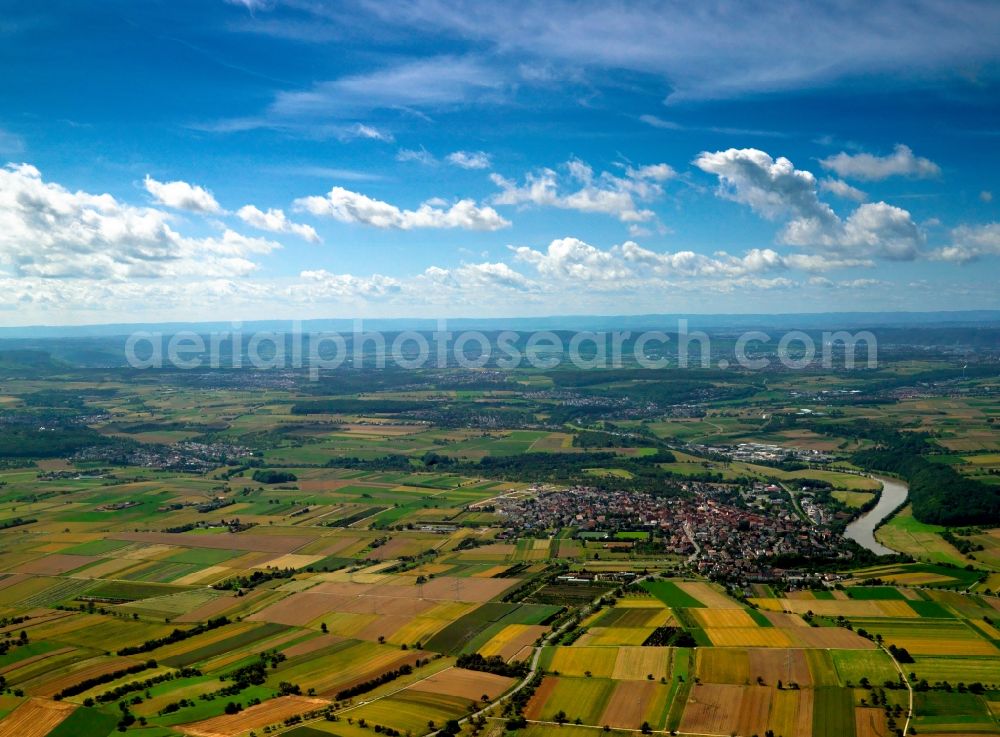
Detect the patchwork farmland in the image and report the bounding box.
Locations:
[0,353,998,736]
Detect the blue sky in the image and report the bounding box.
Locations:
[1,0,999,325]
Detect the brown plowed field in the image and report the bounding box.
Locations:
[599,680,658,729]
[748,649,812,686]
[0,697,76,737]
[111,531,309,553]
[411,668,514,701]
[181,695,329,737]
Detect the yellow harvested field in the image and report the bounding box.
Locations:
[172,565,232,586]
[753,599,919,618]
[693,608,757,628]
[545,646,619,677]
[318,612,379,637]
[612,646,671,680]
[254,553,325,569]
[972,619,1000,640]
[771,687,814,737]
[615,596,667,608]
[707,627,794,648]
[697,648,749,683]
[882,571,955,586]
[471,565,510,578]
[875,600,923,618]
[356,614,431,643]
[424,601,477,620]
[677,581,742,608]
[390,616,453,647]
[0,698,75,737]
[478,624,547,661]
[886,636,998,656]
[579,627,652,646]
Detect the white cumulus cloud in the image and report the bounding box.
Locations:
[143,175,222,214]
[294,187,510,231]
[297,270,403,299]
[237,205,320,243]
[512,237,633,281]
[695,148,923,260]
[491,159,674,224]
[423,261,532,290]
[0,164,278,280]
[510,236,862,287]
[932,223,1000,263]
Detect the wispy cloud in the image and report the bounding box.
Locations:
[269,56,507,118]
[820,144,941,181]
[819,177,867,202]
[447,150,491,169]
[354,0,1000,100]
[396,147,437,166]
[638,115,786,137]
[204,54,506,138]
[268,165,387,182]
[0,127,24,154]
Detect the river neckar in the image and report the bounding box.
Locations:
[843,475,909,555]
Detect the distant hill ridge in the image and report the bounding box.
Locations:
[2,310,1000,339]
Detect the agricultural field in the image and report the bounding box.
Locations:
[0,346,998,735]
